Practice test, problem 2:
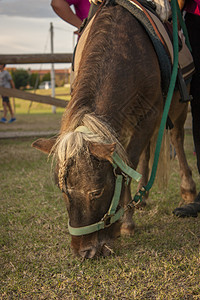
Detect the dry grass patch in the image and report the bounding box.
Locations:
[0,113,62,133]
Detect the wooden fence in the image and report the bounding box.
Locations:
[0,87,67,108]
[0,53,73,64]
[0,53,72,108]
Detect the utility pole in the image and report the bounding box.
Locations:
[50,22,56,113]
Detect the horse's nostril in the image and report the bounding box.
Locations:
[79,247,97,259]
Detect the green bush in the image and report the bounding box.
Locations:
[12,69,29,89]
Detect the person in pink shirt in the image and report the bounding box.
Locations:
[51,0,90,33]
[185,0,200,15]
[174,0,200,217]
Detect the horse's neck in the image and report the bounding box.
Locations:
[61,5,161,137]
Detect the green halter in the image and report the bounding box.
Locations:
[67,126,142,236]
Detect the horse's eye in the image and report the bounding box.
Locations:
[89,189,104,200]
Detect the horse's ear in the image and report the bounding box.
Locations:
[32,137,57,154]
[89,142,116,163]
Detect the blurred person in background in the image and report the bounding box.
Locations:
[0,64,16,123]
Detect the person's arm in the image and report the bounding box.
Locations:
[51,0,82,28]
[5,71,15,89]
[10,79,15,89]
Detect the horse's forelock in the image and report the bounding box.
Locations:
[53,113,129,189]
[55,113,128,163]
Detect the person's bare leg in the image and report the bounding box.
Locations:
[3,102,7,119]
[7,102,15,118]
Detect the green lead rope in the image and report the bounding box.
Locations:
[133,0,186,204]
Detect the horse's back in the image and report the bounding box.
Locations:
[75,5,163,124]
[82,5,161,91]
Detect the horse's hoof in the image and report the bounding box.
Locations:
[120,223,135,236]
[173,202,200,218]
[173,191,200,217]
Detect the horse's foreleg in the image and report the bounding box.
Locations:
[170,124,196,204]
[120,144,151,235]
[137,144,150,206]
[120,182,135,236]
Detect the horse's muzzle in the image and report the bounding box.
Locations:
[78,243,113,259]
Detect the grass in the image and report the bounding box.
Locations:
[0,117,200,298]
[0,86,69,133]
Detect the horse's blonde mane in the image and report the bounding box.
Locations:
[52,113,129,190]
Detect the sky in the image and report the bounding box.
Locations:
[0,0,77,70]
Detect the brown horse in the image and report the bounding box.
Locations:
[32,3,196,258]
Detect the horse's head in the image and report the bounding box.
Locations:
[32,124,133,258]
[61,142,123,258]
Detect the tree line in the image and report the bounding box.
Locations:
[11,69,51,90]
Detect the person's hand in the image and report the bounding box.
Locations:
[89,0,102,4]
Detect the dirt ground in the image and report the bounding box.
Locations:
[0,113,63,137]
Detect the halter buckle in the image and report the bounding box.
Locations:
[102,213,114,228]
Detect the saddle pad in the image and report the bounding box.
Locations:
[148,10,195,81]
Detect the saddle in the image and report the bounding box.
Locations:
[125,0,195,100]
[74,0,195,100]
